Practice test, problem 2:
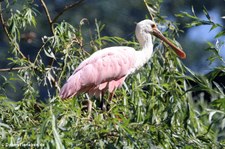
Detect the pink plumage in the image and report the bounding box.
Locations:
[60,47,136,99]
[59,19,186,100]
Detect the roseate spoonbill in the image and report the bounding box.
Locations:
[60,19,186,112]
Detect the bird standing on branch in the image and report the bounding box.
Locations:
[59,19,186,114]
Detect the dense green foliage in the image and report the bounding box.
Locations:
[0,0,225,148]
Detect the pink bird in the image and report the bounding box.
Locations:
[60,19,186,112]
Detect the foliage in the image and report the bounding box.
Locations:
[0,0,225,148]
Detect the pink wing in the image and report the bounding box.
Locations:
[59,46,136,99]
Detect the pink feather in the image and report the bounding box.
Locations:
[59,46,136,99]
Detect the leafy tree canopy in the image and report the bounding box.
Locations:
[0,0,225,148]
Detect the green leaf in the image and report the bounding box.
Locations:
[44,48,56,59]
[211,98,225,111]
[210,23,219,31]
[215,30,225,38]
[203,6,211,21]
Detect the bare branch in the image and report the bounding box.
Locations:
[0,66,29,72]
[0,3,27,59]
[0,5,10,39]
[52,0,85,24]
[39,0,54,34]
[0,66,55,72]
[38,0,55,66]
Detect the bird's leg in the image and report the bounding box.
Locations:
[108,91,115,102]
[106,91,115,111]
[86,99,92,119]
[82,95,92,119]
[100,91,115,111]
[100,92,106,111]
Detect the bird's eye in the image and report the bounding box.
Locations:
[151,24,156,28]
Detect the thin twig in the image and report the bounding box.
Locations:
[39,0,55,66]
[39,0,54,34]
[52,0,85,24]
[0,4,10,39]
[33,40,48,65]
[143,0,155,21]
[0,3,27,59]
[0,65,60,90]
[0,66,29,72]
[0,66,55,72]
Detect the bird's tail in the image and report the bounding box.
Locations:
[59,74,80,100]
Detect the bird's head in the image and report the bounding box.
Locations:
[135,19,186,59]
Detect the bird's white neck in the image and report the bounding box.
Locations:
[134,34,154,69]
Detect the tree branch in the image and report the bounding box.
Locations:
[52,0,85,24]
[0,3,27,59]
[0,65,60,90]
[39,0,54,34]
[0,66,55,72]
[39,0,55,66]
[0,66,29,72]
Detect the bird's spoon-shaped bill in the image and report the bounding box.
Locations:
[152,28,186,59]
